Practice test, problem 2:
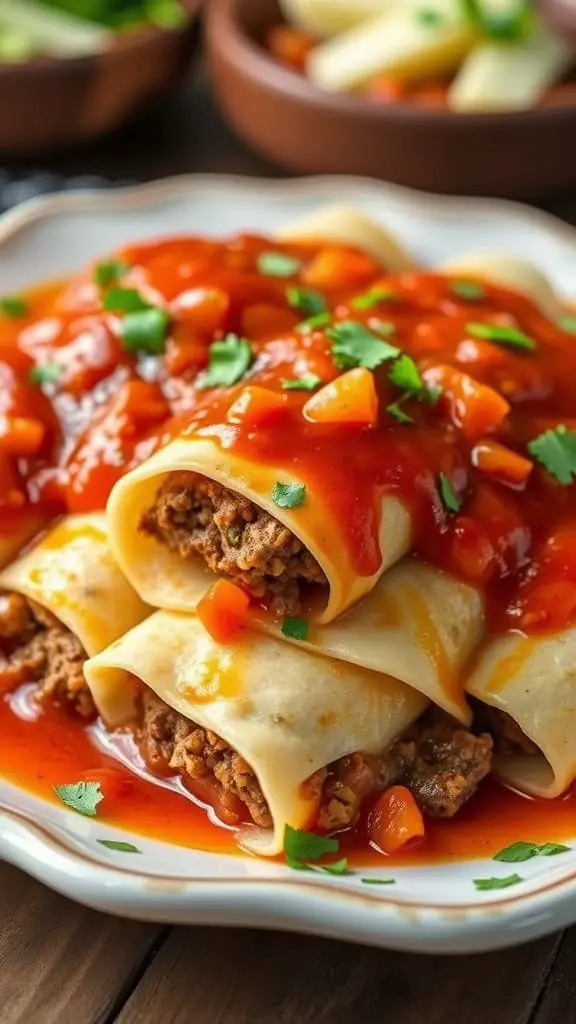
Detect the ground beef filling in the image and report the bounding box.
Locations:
[139,471,327,616]
[138,691,493,831]
[0,591,95,718]
[475,703,539,757]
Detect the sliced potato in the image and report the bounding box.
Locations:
[308,1,477,92]
[438,251,561,319]
[276,203,416,271]
[278,0,397,37]
[449,22,572,113]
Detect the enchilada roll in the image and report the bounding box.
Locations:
[84,611,492,853]
[0,514,149,715]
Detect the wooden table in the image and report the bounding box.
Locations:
[3,67,576,1024]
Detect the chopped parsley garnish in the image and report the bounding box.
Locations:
[558,315,576,335]
[466,321,535,351]
[29,363,63,385]
[450,280,485,301]
[281,374,322,392]
[438,472,461,513]
[351,286,399,310]
[361,877,396,885]
[386,354,440,423]
[121,308,169,355]
[283,825,347,873]
[196,334,253,389]
[493,841,570,864]
[271,482,306,510]
[257,252,302,278]
[54,781,103,818]
[386,401,414,425]
[94,259,129,287]
[97,839,141,853]
[0,295,28,318]
[102,286,149,313]
[328,320,400,371]
[527,425,576,485]
[296,312,331,334]
[281,617,309,641]
[459,0,533,40]
[286,287,327,317]
[416,7,445,26]
[473,874,523,891]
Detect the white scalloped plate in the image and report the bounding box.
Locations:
[2,175,576,954]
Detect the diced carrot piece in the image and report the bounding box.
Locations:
[472,439,533,487]
[302,247,378,290]
[267,24,316,72]
[0,415,46,457]
[424,364,510,441]
[368,785,425,855]
[117,379,170,426]
[241,303,299,339]
[197,580,250,643]
[227,386,289,428]
[171,287,229,336]
[365,73,406,102]
[303,368,378,426]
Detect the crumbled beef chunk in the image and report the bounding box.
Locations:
[139,471,327,615]
[137,691,493,832]
[0,591,94,718]
[479,705,538,757]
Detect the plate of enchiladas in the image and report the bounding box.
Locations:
[2,174,576,953]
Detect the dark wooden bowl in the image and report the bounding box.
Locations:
[206,0,576,197]
[0,0,201,156]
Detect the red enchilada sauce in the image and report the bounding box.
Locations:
[2,229,576,859]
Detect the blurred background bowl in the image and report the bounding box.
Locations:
[206,0,576,197]
[0,0,201,156]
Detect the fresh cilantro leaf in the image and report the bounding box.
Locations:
[450,280,485,301]
[286,287,327,317]
[0,295,28,317]
[328,320,400,370]
[285,856,313,871]
[29,363,63,385]
[459,0,533,40]
[438,472,461,513]
[94,259,129,287]
[528,425,576,485]
[538,843,571,857]
[97,839,141,853]
[121,308,169,355]
[466,321,535,351]
[494,841,571,863]
[558,315,576,335]
[351,286,399,310]
[296,312,332,334]
[54,781,103,818]
[361,877,396,885]
[493,841,540,863]
[281,374,322,391]
[196,334,253,389]
[388,353,424,393]
[103,287,149,313]
[416,7,445,26]
[281,616,309,641]
[272,482,306,509]
[314,858,349,875]
[284,824,339,863]
[257,252,302,278]
[387,401,414,425]
[473,874,523,891]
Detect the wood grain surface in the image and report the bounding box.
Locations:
[2,65,576,1024]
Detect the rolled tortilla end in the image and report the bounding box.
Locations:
[438,251,561,320]
[85,610,428,856]
[276,204,416,272]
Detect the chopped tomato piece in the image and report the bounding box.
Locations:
[472,440,533,488]
[303,368,378,426]
[0,415,46,457]
[241,303,299,339]
[302,247,378,290]
[368,786,425,855]
[449,517,496,584]
[227,386,289,428]
[197,580,250,643]
[519,581,576,630]
[171,287,229,336]
[164,335,209,376]
[267,24,316,72]
[424,364,510,441]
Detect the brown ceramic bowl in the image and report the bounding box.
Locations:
[206,0,576,197]
[0,0,201,156]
